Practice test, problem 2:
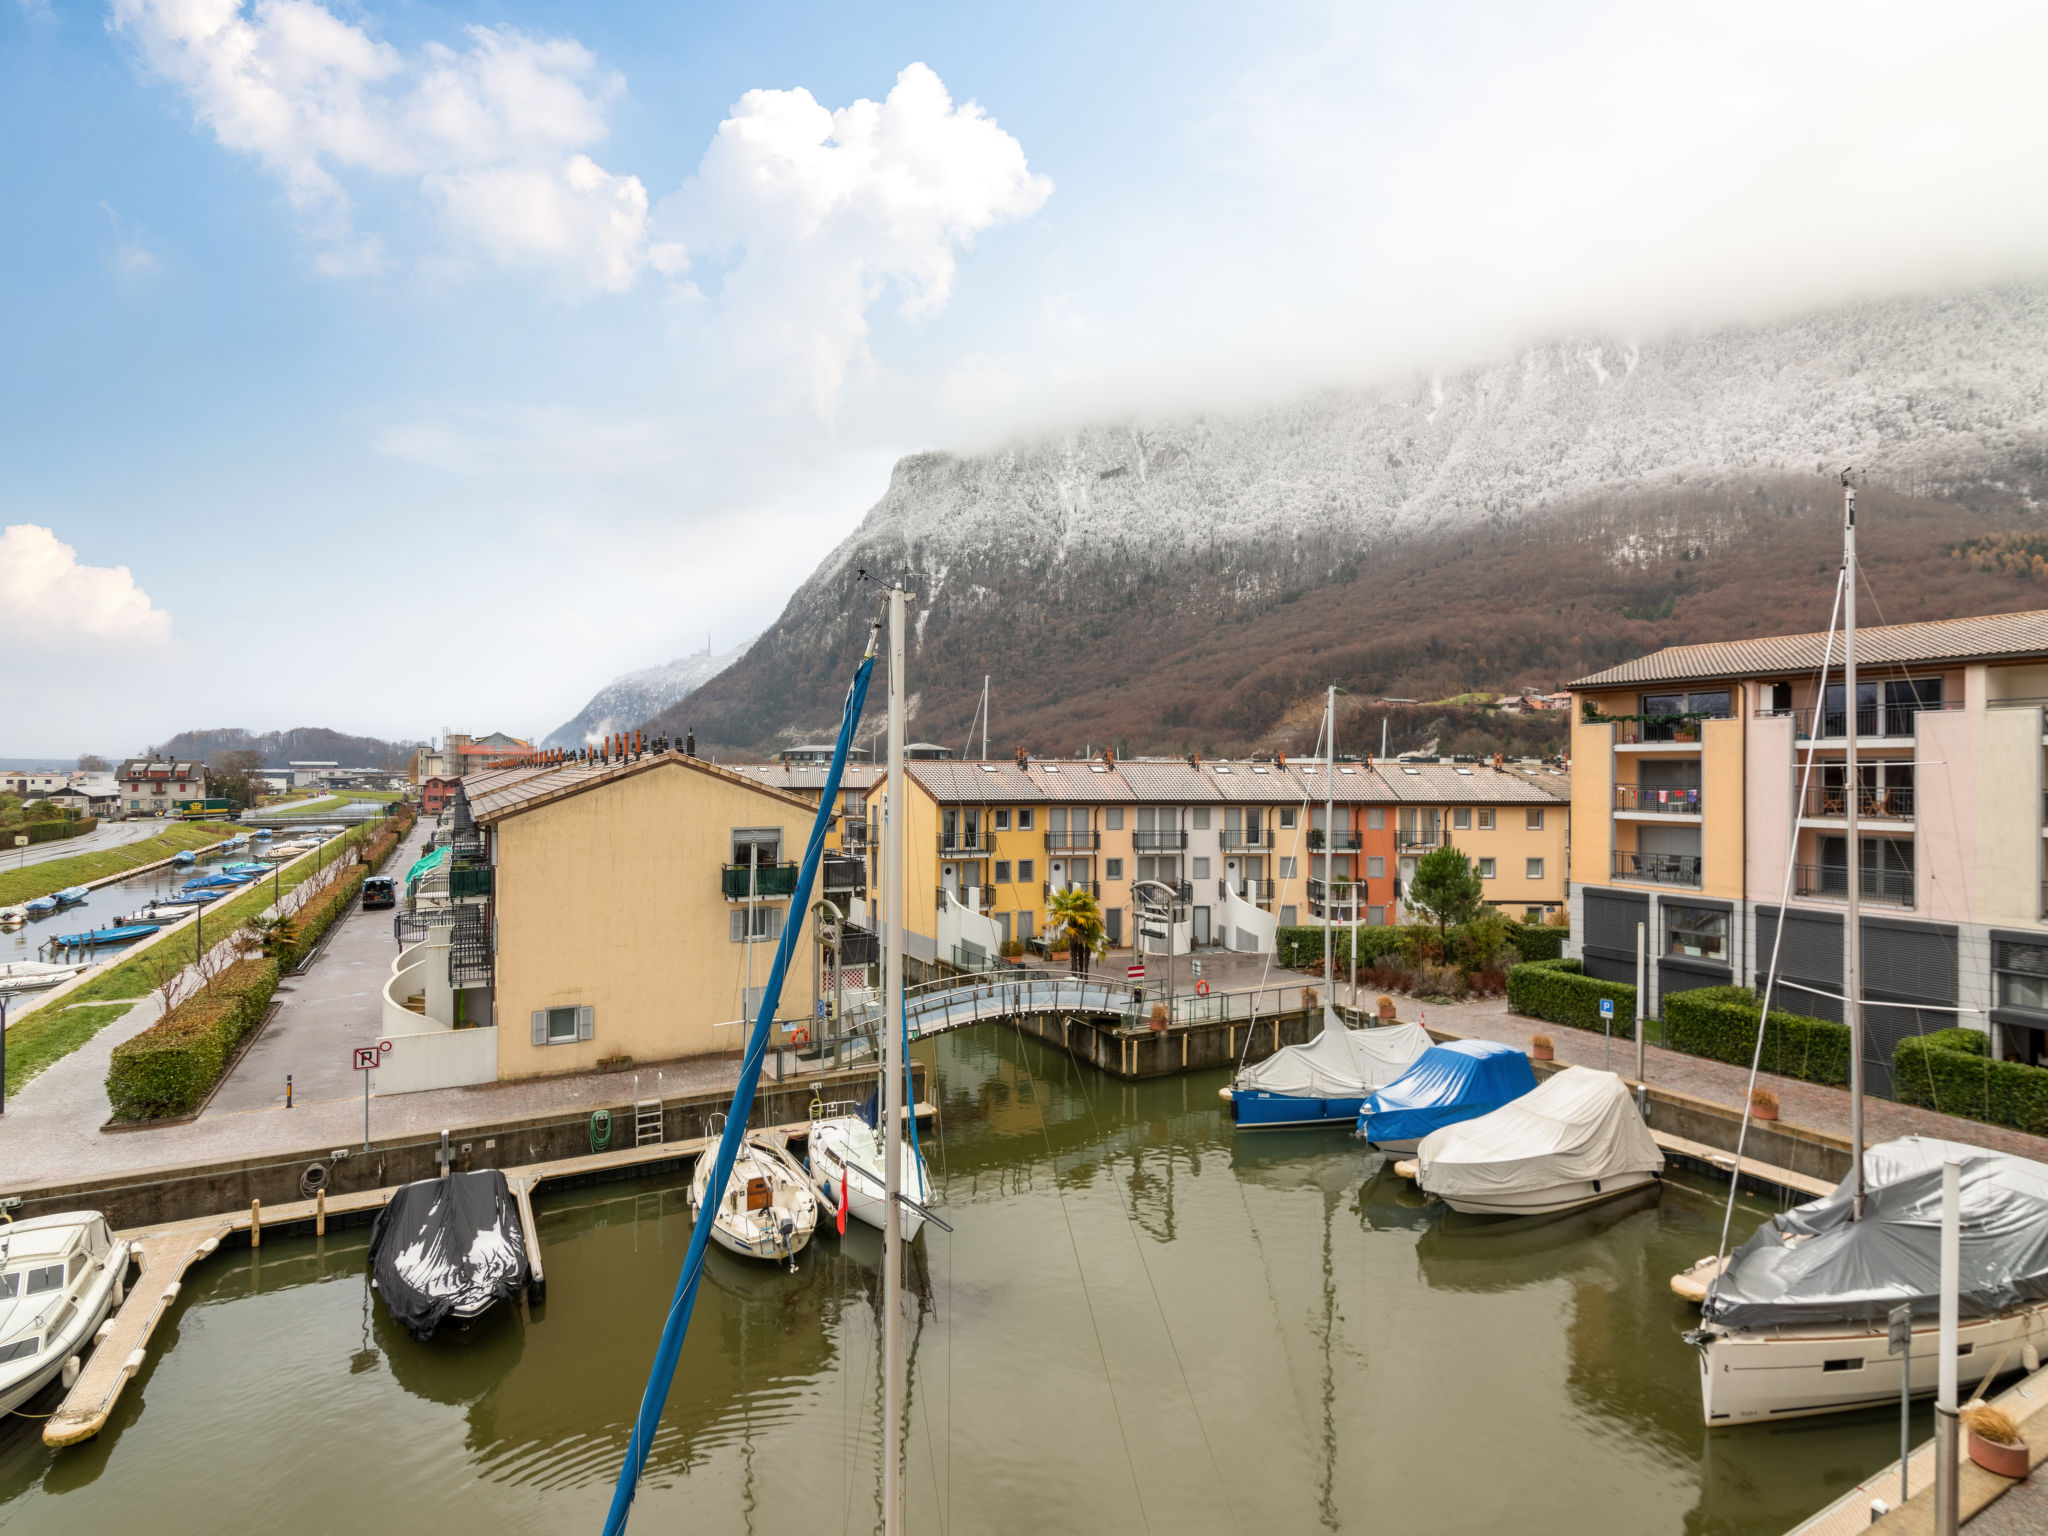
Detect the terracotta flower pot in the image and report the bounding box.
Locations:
[1531,1044,1554,1061]
[1967,1429,2031,1480]
[1751,1101,1778,1122]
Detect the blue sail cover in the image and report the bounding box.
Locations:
[1360,1040,1536,1145]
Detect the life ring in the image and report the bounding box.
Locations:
[1195,978,1210,997]
[788,1026,809,1045]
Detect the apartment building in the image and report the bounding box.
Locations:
[1569,608,2048,1089]
[117,756,207,815]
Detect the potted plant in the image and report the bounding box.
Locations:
[1531,1033,1554,1061]
[1376,995,1397,1021]
[1302,986,1319,1010]
[1149,1002,1169,1033]
[1750,1088,1779,1122]
[1962,1404,2030,1479]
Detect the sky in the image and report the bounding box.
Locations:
[5,0,2048,757]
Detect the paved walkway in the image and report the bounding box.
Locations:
[2,817,163,874]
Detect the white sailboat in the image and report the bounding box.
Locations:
[687,1123,818,1266]
[808,1099,932,1240]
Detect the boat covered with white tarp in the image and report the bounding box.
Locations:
[1228,1014,1432,1129]
[1414,1066,1662,1215]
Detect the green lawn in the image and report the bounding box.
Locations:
[332,789,404,803]
[0,822,237,907]
[2,1003,137,1099]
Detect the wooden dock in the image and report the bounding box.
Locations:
[43,1104,933,1448]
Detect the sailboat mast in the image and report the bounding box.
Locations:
[1843,476,1865,1221]
[1324,686,1335,1008]
[982,675,990,761]
[883,585,907,1534]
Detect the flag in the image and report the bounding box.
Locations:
[836,1180,847,1236]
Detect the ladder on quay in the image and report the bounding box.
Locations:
[633,1073,664,1147]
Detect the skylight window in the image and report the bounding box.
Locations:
[1402,767,1421,775]
[1251,766,1268,774]
[1214,766,1231,774]
[1089,764,1108,773]
[1456,768,1473,775]
[1044,764,1060,773]
[1339,766,1356,774]
[978,764,997,773]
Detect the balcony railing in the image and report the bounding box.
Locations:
[449,866,494,900]
[1044,880,1101,900]
[1611,850,1703,888]
[840,820,870,850]
[722,862,800,900]
[1797,782,1915,822]
[1044,830,1100,852]
[1307,878,1361,914]
[822,854,866,894]
[1794,862,1915,909]
[1395,830,1442,851]
[1221,878,1275,904]
[1307,832,1364,851]
[1133,830,1188,852]
[1614,784,1702,816]
[939,832,990,855]
[1756,700,1961,740]
[1218,829,1274,851]
[1615,718,1720,745]
[938,885,995,911]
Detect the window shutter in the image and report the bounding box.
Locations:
[768,908,784,941]
[730,910,745,943]
[577,1006,595,1041]
[531,1010,548,1046]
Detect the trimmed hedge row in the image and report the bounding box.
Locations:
[1894,1030,2048,1135]
[1507,958,1637,1034]
[1661,985,1852,1088]
[24,815,96,844]
[106,957,280,1120]
[1276,919,1568,972]
[1507,922,1568,962]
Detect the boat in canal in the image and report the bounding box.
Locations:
[1227,1017,1433,1128]
[1412,1066,1663,1217]
[120,899,201,924]
[689,1130,818,1263]
[220,861,269,877]
[368,1170,529,1342]
[1359,1038,1538,1153]
[23,896,59,918]
[0,1212,131,1417]
[52,886,90,907]
[48,922,161,950]
[1684,1137,2048,1424]
[0,906,25,929]
[808,1095,931,1240]
[0,959,88,995]
[171,850,197,866]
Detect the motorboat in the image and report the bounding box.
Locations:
[120,900,200,924]
[689,1131,819,1262]
[368,1170,529,1341]
[252,828,273,840]
[1413,1066,1663,1217]
[52,887,90,907]
[181,874,245,894]
[1683,1138,2048,1424]
[0,906,26,929]
[0,960,88,995]
[0,1211,131,1416]
[1359,1039,1538,1153]
[218,835,248,851]
[220,862,269,877]
[808,1096,932,1240]
[171,850,197,866]
[23,896,58,918]
[1225,1013,1433,1128]
[48,922,160,950]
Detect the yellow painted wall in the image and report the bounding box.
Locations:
[984,805,1044,942]
[493,760,820,1080]
[1699,711,1745,900]
[1441,802,1570,915]
[1569,714,1617,887]
[860,774,942,950]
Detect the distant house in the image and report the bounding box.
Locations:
[118,757,207,816]
[48,775,120,815]
[287,759,341,788]
[421,776,461,815]
[3,771,66,796]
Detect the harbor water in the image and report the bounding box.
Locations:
[0,1024,1930,1534]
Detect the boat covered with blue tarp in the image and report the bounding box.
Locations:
[51,922,162,948]
[1228,1015,1433,1129]
[1359,1039,1538,1153]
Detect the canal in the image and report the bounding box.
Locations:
[0,1025,1924,1534]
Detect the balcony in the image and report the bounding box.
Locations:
[939,832,990,855]
[1794,862,1915,909]
[1221,878,1276,905]
[1611,850,1703,888]
[1756,700,1961,740]
[1307,877,1361,917]
[722,862,800,900]
[1133,830,1188,852]
[822,854,866,894]
[831,925,880,968]
[938,885,995,911]
[1797,782,1914,823]
[1615,718,1719,745]
[1614,784,1702,816]
[840,820,870,850]
[1307,832,1364,852]
[1044,830,1101,852]
[449,867,494,900]
[1218,829,1274,851]
[1395,830,1442,851]
[1044,880,1102,900]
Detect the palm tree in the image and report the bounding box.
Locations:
[1046,885,1108,977]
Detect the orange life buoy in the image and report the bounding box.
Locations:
[1195,978,1210,997]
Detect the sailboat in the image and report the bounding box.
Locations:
[687,1121,819,1265]
[1226,685,1431,1127]
[1683,478,2048,1423]
[808,1091,932,1240]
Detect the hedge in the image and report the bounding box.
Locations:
[1507,958,1637,1034]
[1661,985,1852,1087]
[1276,920,1570,973]
[1894,1030,2048,1135]
[106,957,280,1120]
[24,815,96,844]
[1507,921,1568,963]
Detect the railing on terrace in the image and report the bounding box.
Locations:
[1615,717,1723,745]
[1133,830,1188,851]
[836,971,1352,1040]
[1306,877,1360,905]
[1218,829,1274,851]
[1395,830,1441,851]
[938,833,991,854]
[722,862,801,900]
[822,854,866,894]
[1043,880,1101,900]
[449,867,493,900]
[1306,832,1364,851]
[1614,784,1702,815]
[1610,850,1703,887]
[840,820,870,850]
[938,885,995,912]
[1794,862,1915,909]
[1221,878,1276,903]
[1754,700,1961,740]
[1044,830,1101,852]
[1797,782,1915,822]
[447,904,492,987]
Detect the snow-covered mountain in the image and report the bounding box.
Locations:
[652,279,2048,755]
[543,643,750,749]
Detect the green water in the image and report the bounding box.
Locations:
[0,1026,1928,1534]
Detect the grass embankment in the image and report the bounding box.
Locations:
[2,1005,137,1100]
[0,822,236,907]
[331,789,403,804]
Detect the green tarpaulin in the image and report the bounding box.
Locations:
[405,845,450,887]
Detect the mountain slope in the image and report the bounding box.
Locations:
[544,643,748,749]
[650,280,2048,757]
[156,727,421,770]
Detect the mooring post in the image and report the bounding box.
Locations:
[315,1186,326,1237]
[250,1199,262,1248]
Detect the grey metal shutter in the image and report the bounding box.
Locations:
[1861,918,1959,1098]
[1584,890,1647,955]
[531,1010,547,1046]
[730,910,746,943]
[576,1005,594,1041]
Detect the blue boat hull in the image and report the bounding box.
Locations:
[1231,1089,1369,1129]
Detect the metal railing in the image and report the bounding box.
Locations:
[837,970,1345,1041]
[1221,878,1275,903]
[840,820,870,850]
[1044,830,1100,852]
[1042,880,1101,900]
[938,833,990,854]
[1610,850,1703,887]
[938,885,995,912]
[449,867,493,899]
[1395,830,1441,851]
[1614,784,1702,816]
[722,862,800,899]
[1797,782,1915,822]
[1793,862,1915,908]
[822,854,866,893]
[1616,718,1720,745]
[1757,700,1960,740]
[1133,830,1187,851]
[1218,829,1274,850]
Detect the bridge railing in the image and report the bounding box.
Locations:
[836,968,1319,1039]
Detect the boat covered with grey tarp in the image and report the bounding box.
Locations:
[368,1170,528,1341]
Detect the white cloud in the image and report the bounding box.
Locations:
[671,63,1052,413]
[0,526,173,646]
[109,0,679,289]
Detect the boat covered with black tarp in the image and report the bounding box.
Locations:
[368,1169,528,1340]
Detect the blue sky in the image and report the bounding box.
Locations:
[5,1,2046,757]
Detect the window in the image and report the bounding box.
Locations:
[1526,809,1545,830]
[1017,859,1036,883]
[1106,858,1124,880]
[1477,809,1495,830]
[24,1264,63,1296]
[1526,858,1545,880]
[0,1273,13,1300]
[995,808,1011,830]
[994,860,1012,883]
[731,827,782,866]
[1104,808,1124,830]
[1192,856,1211,879]
[729,907,784,943]
[1995,940,2048,1013]
[1453,808,1472,830]
[1526,908,1544,921]
[1367,906,1387,926]
[0,1338,36,1366]
[1279,856,1297,879]
[528,1006,590,1046]
[1191,807,1211,829]
[1478,858,1496,879]
[1367,856,1385,878]
[1280,905,1298,926]
[1280,807,1297,829]
[1366,808,1385,829]
[1666,905,1729,961]
[1018,809,1035,830]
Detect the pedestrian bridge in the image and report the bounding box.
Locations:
[840,969,1328,1041]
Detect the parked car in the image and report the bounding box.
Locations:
[361,876,396,911]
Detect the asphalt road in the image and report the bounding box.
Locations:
[1,817,167,874]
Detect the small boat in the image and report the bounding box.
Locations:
[23,896,58,918]
[807,1096,932,1240]
[52,887,90,907]
[1225,1014,1433,1129]
[368,1170,529,1341]
[50,922,161,949]
[220,862,269,877]
[1685,1137,2048,1424]
[0,1211,131,1416]
[122,900,200,924]
[171,850,197,867]
[1413,1066,1663,1217]
[218,835,248,851]
[252,829,273,840]
[181,874,244,894]
[0,960,88,995]
[689,1130,819,1262]
[1360,1039,1538,1154]
[0,906,25,929]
